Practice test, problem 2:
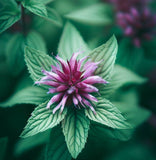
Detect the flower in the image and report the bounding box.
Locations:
[117,7,156,47]
[107,0,156,47]
[35,51,108,114]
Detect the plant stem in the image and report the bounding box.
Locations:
[21,4,26,35]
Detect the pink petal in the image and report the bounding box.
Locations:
[56,55,70,74]
[56,85,68,92]
[53,94,68,113]
[83,76,108,84]
[35,80,60,87]
[46,93,63,109]
[82,99,96,114]
[81,93,98,102]
[77,83,98,92]
[73,96,78,105]
[69,51,82,69]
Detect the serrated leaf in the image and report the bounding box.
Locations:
[89,35,118,80]
[0,137,8,160]
[90,122,133,141]
[22,0,47,17]
[98,65,147,97]
[21,101,67,138]
[0,0,21,33]
[0,86,49,107]
[44,126,71,160]
[26,31,47,53]
[85,97,131,129]
[14,130,50,157]
[58,22,90,60]
[6,31,47,76]
[24,46,56,82]
[65,4,112,26]
[41,7,62,27]
[62,109,90,158]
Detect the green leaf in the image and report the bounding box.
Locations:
[21,101,67,138]
[22,0,47,17]
[42,0,54,4]
[41,7,62,27]
[114,102,151,128]
[0,137,8,160]
[112,89,151,128]
[89,35,118,80]
[65,4,112,26]
[85,97,131,129]
[116,38,144,70]
[98,65,147,97]
[24,46,56,82]
[90,122,133,141]
[0,0,21,33]
[26,31,47,53]
[44,126,72,160]
[62,109,90,158]
[6,33,25,76]
[58,22,90,60]
[0,86,49,107]
[6,31,47,76]
[14,130,50,157]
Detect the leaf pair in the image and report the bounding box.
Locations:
[0,0,21,33]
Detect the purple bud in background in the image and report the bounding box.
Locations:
[107,0,156,47]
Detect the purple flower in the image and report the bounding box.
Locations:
[106,0,156,46]
[117,7,156,47]
[35,51,107,114]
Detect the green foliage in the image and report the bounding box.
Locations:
[113,89,151,128]
[14,130,50,157]
[89,35,118,80]
[90,122,133,141]
[22,0,47,17]
[117,38,144,70]
[143,38,156,60]
[6,33,25,75]
[24,46,56,81]
[85,98,131,129]
[0,137,8,160]
[42,7,62,27]
[99,65,147,97]
[5,31,47,76]
[65,3,112,26]
[105,142,156,160]
[20,101,67,138]
[58,22,90,60]
[44,126,71,160]
[62,109,90,159]
[26,31,47,53]
[0,0,21,33]
[0,86,49,107]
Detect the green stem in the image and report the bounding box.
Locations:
[21,4,26,35]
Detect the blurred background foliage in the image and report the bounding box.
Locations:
[0,0,156,160]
